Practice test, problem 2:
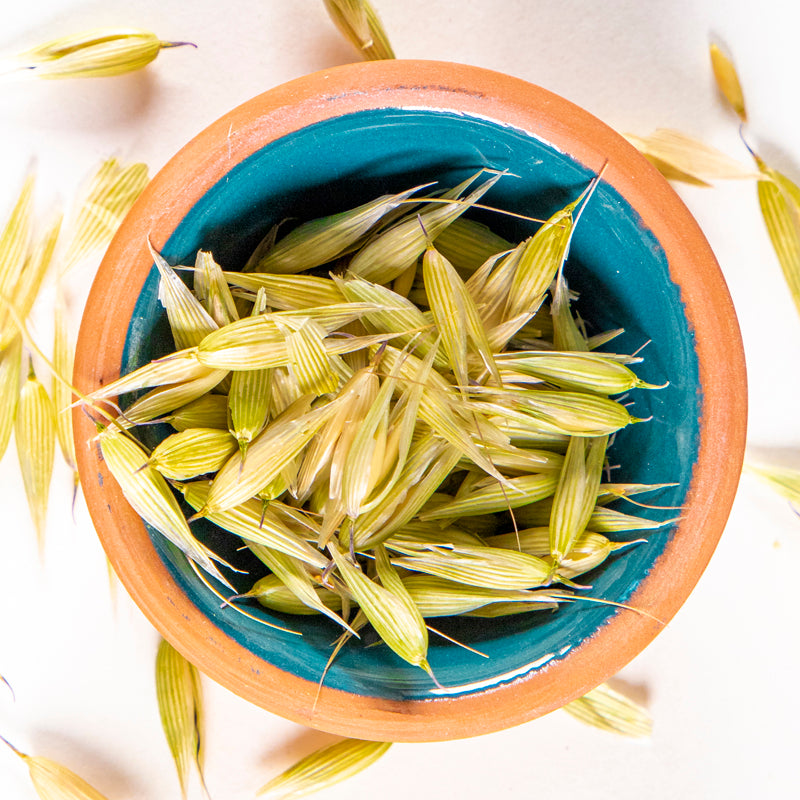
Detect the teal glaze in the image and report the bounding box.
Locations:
[122,108,699,699]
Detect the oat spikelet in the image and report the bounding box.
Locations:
[15,358,56,551]
[624,129,756,185]
[1,734,110,800]
[549,435,608,562]
[402,574,562,617]
[0,335,22,460]
[564,682,653,737]
[98,425,234,587]
[250,543,356,633]
[53,294,77,475]
[322,0,395,61]
[155,638,208,800]
[329,539,431,673]
[754,158,800,317]
[9,28,195,81]
[745,461,800,505]
[709,41,747,122]
[423,241,500,388]
[248,184,425,273]
[0,175,36,350]
[390,542,552,591]
[257,737,391,799]
[150,242,218,350]
[61,158,149,274]
[349,171,503,283]
[149,428,237,481]
[193,250,239,326]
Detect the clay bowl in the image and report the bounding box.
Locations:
[74,60,746,742]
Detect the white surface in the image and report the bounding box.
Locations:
[1,2,799,798]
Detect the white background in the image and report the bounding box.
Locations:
[1,1,799,798]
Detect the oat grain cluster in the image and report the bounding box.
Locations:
[90,171,672,682]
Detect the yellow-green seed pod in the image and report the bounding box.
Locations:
[402,574,560,617]
[423,243,500,388]
[551,271,589,352]
[98,426,232,587]
[118,367,228,428]
[322,0,396,61]
[276,316,339,396]
[709,41,747,123]
[149,428,237,481]
[390,542,552,591]
[5,215,62,354]
[433,216,513,273]
[155,638,207,799]
[386,522,484,552]
[15,359,56,550]
[53,297,77,473]
[465,599,561,617]
[495,350,660,395]
[348,171,504,283]
[549,435,608,561]
[486,527,643,578]
[200,399,339,516]
[340,368,397,517]
[151,242,218,351]
[182,481,327,569]
[1,735,111,800]
[244,573,343,615]
[249,543,354,633]
[224,271,344,310]
[228,289,272,456]
[755,157,800,318]
[353,437,461,548]
[418,472,559,521]
[166,393,229,431]
[477,387,636,437]
[61,159,149,274]
[14,28,195,80]
[193,250,239,326]
[256,737,391,799]
[0,176,35,350]
[296,366,377,501]
[588,505,676,533]
[624,129,757,186]
[89,348,207,400]
[564,682,652,737]
[329,540,431,672]
[503,194,580,320]
[248,185,425,273]
[194,304,377,371]
[0,335,22,460]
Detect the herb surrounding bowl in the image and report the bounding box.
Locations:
[74,60,746,742]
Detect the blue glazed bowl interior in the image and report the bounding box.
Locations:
[122,108,699,700]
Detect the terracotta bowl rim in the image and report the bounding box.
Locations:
[74,59,747,742]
